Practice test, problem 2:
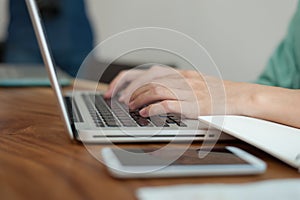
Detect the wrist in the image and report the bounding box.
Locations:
[225,81,260,116]
[232,83,274,118]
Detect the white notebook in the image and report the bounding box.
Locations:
[137,179,300,200]
[198,115,300,171]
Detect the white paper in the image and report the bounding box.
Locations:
[137,179,300,200]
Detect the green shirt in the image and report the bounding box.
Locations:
[256,2,300,89]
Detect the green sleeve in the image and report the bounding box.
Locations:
[256,3,300,89]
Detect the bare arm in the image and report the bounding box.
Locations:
[233,82,300,128]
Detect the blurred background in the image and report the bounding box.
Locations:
[0,0,297,82]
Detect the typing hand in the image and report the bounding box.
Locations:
[104,65,229,118]
[104,65,179,103]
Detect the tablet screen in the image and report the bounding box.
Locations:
[111,147,248,166]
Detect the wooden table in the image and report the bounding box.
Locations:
[0,84,299,200]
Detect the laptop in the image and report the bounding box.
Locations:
[25,0,232,143]
[0,64,71,87]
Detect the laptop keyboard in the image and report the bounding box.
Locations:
[81,94,187,128]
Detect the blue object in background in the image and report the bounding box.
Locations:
[4,0,94,77]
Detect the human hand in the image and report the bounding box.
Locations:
[104,65,181,103]
[128,69,228,118]
[104,65,229,119]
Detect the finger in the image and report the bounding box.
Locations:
[104,69,143,98]
[129,85,177,110]
[139,100,182,117]
[139,100,201,119]
[129,84,193,110]
[120,75,192,104]
[129,78,193,102]
[117,75,149,103]
[118,65,181,103]
[104,71,128,98]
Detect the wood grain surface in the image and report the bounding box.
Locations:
[0,85,299,200]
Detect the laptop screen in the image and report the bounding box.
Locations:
[25,0,74,139]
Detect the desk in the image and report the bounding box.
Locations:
[0,85,300,200]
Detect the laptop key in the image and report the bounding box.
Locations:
[166,118,176,124]
[104,118,119,126]
[149,116,169,127]
[95,122,105,127]
[177,122,187,127]
[136,117,153,127]
[118,119,138,127]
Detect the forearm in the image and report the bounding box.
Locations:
[230,82,300,128]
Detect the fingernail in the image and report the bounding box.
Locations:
[103,92,109,98]
[139,108,147,117]
[118,95,124,102]
[128,101,134,109]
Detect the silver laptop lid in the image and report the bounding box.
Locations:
[25,0,74,139]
